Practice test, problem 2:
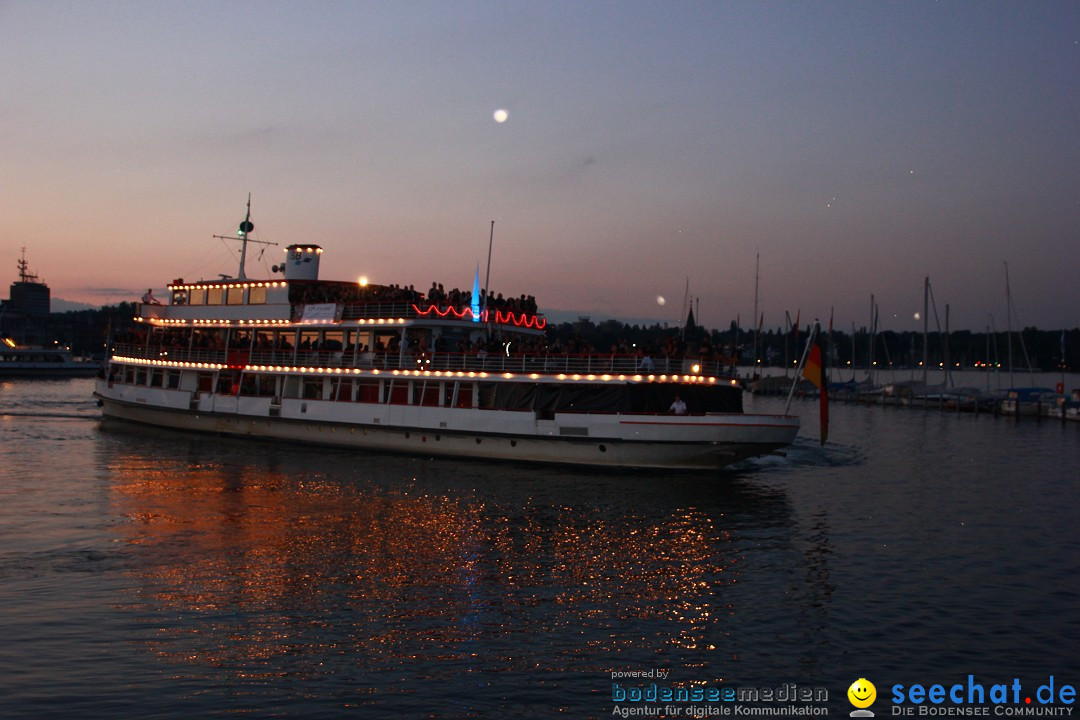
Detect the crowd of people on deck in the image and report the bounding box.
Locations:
[424,282,538,316]
[284,280,538,318]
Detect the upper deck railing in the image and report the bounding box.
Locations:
[141,299,547,331]
[112,343,737,377]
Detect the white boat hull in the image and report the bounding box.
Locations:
[95,382,799,471]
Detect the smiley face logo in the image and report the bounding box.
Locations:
[848,678,876,709]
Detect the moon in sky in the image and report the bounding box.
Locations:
[657,295,666,306]
[493,109,508,123]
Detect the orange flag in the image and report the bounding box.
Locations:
[802,326,829,444]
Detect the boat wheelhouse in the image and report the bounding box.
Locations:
[95,220,799,470]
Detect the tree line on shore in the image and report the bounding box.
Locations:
[542,317,1076,372]
[29,304,1079,372]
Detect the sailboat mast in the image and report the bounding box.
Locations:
[1005,262,1014,387]
[237,193,253,281]
[752,253,759,372]
[945,304,951,388]
[922,276,929,386]
[869,294,876,385]
[784,311,791,377]
[851,322,857,382]
[680,277,690,340]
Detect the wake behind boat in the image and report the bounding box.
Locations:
[94,209,799,470]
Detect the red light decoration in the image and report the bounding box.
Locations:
[494,309,546,329]
[411,304,546,329]
[413,304,473,320]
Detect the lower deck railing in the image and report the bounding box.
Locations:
[112,344,737,377]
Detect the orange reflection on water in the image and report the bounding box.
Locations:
[544,509,736,652]
[108,451,740,675]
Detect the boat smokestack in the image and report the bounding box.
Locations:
[281,244,322,281]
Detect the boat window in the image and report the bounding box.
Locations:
[239,374,259,396]
[135,368,148,386]
[171,289,188,305]
[332,378,352,401]
[415,381,440,407]
[386,380,408,404]
[303,377,324,399]
[149,369,164,387]
[453,382,474,408]
[283,376,302,399]
[321,331,344,350]
[167,372,180,390]
[355,380,380,403]
[226,286,244,305]
[297,331,320,352]
[188,288,206,305]
[207,287,223,305]
[248,286,266,305]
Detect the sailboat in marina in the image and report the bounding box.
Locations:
[997,262,1057,416]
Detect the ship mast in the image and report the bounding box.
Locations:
[212,195,274,280]
[237,194,255,280]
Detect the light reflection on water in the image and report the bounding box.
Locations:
[2,379,1079,718]
[103,434,789,714]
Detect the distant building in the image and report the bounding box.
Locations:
[4,249,50,316]
[1,249,51,343]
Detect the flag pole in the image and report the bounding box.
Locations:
[482,220,494,318]
[785,321,817,414]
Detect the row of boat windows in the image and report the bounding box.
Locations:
[107,363,737,414]
[110,365,477,407]
[171,286,267,306]
[146,327,403,353]
[1,353,69,363]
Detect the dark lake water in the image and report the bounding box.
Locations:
[1,376,1078,719]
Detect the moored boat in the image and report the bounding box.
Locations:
[1,340,100,378]
[1000,387,1057,417]
[94,213,799,470]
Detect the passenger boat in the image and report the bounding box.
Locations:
[1,341,100,378]
[94,212,799,470]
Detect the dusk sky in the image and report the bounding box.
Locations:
[2,1,1078,332]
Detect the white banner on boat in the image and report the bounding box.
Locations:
[300,303,341,324]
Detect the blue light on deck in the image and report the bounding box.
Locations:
[471,264,481,322]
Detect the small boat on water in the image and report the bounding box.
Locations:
[1000,387,1058,417]
[93,210,800,470]
[1044,389,1080,422]
[1,340,100,378]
